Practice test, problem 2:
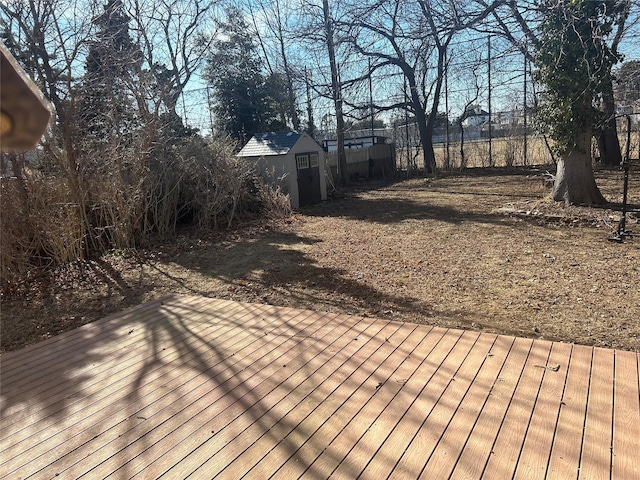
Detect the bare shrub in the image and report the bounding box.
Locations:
[87,176,143,250]
[253,175,292,219]
[28,175,85,264]
[181,137,245,230]
[1,169,84,287]
[1,133,293,291]
[503,137,518,167]
[1,177,35,283]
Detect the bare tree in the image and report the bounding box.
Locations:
[290,0,350,185]
[322,0,349,185]
[1,0,93,248]
[245,0,301,130]
[597,0,631,166]
[1,0,88,164]
[455,64,485,169]
[339,0,504,174]
[129,0,216,131]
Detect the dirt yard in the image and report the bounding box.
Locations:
[2,167,639,353]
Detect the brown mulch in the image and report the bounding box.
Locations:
[2,166,639,354]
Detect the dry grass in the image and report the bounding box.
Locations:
[2,166,639,353]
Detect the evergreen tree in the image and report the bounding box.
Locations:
[206,8,280,143]
[79,0,141,144]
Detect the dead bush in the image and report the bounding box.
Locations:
[255,177,292,219]
[1,133,293,292]
[1,177,36,283]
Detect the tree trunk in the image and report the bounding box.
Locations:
[458,121,466,169]
[335,100,348,186]
[422,124,436,174]
[597,3,627,167]
[405,73,435,175]
[552,129,606,205]
[421,43,448,175]
[598,121,622,166]
[323,0,348,186]
[597,75,622,166]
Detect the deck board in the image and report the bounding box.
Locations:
[263,321,410,480]
[449,336,533,479]
[420,334,514,480]
[546,344,593,480]
[481,339,552,480]
[612,350,640,480]
[580,347,615,480]
[1,295,638,479]
[513,341,572,480]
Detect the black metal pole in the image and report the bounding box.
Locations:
[523,47,528,166]
[369,58,374,140]
[488,35,492,166]
[445,50,450,169]
[610,115,633,242]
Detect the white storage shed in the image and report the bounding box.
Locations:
[237,131,327,209]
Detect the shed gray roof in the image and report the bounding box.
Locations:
[237,131,303,157]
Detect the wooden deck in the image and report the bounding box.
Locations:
[1,295,638,479]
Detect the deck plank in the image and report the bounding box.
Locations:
[419,334,515,479]
[611,350,640,480]
[1,295,638,480]
[480,339,553,479]
[129,312,375,479]
[257,321,412,480]
[1,297,242,441]
[546,344,593,480]
[212,317,392,480]
[387,330,486,479]
[310,324,432,479]
[449,336,533,480]
[356,328,465,480]
[0,297,176,422]
[513,341,572,480]
[579,347,615,480]
[1,298,291,477]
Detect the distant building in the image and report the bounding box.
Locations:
[496,109,526,126]
[461,107,490,128]
[322,135,389,151]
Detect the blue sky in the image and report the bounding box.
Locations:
[177,2,640,137]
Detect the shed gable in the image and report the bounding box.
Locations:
[237,132,302,157]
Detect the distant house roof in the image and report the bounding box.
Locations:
[466,108,489,117]
[237,131,303,157]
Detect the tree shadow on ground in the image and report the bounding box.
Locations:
[303,195,518,227]
[0,256,155,353]
[0,299,164,476]
[3,296,426,477]
[157,231,437,321]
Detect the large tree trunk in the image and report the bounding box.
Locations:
[422,124,436,174]
[552,129,606,205]
[597,4,627,167]
[598,120,623,166]
[405,73,435,175]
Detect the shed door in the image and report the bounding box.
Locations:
[296,152,322,207]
